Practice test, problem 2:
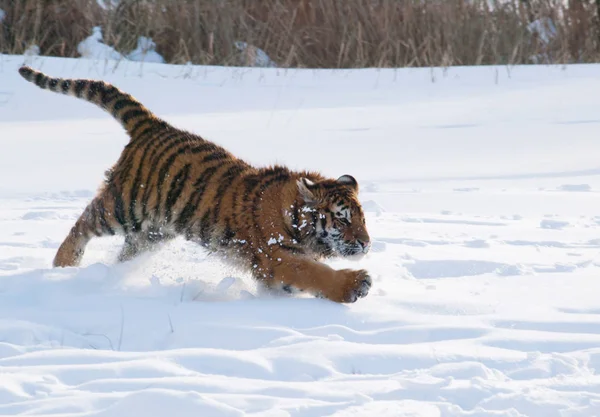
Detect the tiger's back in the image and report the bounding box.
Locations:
[18,66,374,304]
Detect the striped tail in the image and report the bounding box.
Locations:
[18,66,156,134]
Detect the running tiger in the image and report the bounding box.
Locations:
[18,65,372,303]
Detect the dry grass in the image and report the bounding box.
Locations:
[1,0,600,68]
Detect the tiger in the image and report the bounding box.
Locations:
[18,65,373,303]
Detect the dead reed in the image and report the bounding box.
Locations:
[1,0,599,68]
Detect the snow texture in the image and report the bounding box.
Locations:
[23,45,39,57]
[1,55,600,416]
[77,27,164,64]
[234,41,277,67]
[127,36,165,64]
[558,184,592,192]
[77,26,124,61]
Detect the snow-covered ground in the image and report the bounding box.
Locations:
[1,54,600,416]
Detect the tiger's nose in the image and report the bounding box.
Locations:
[357,238,371,252]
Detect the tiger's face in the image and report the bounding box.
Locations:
[297,175,371,258]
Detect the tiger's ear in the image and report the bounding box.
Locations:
[297,177,317,204]
[337,174,358,192]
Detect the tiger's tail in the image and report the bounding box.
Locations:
[18,66,156,134]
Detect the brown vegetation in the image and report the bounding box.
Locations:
[1,0,600,68]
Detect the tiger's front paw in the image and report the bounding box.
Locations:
[339,268,372,303]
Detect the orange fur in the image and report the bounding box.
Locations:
[18,66,373,303]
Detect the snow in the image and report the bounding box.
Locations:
[2,54,600,416]
[23,44,40,57]
[77,26,123,61]
[127,36,165,64]
[77,26,164,64]
[540,219,571,230]
[234,41,277,67]
[557,184,592,192]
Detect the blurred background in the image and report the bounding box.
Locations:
[0,0,598,69]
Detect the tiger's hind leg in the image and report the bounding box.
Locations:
[53,195,119,267]
[117,228,174,263]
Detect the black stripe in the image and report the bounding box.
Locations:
[127,130,173,226]
[142,140,220,216]
[130,118,152,137]
[219,218,236,246]
[290,203,301,242]
[139,138,225,220]
[153,151,184,215]
[101,86,117,105]
[121,109,146,126]
[96,200,116,236]
[61,80,71,93]
[242,177,260,195]
[250,254,263,278]
[194,142,219,153]
[139,132,186,218]
[40,75,49,89]
[127,147,161,231]
[125,128,177,184]
[211,165,246,225]
[139,133,189,177]
[141,123,173,144]
[279,243,303,254]
[87,204,103,237]
[114,156,134,186]
[146,138,216,181]
[34,72,44,87]
[229,189,240,233]
[112,98,135,116]
[242,169,287,210]
[310,211,318,237]
[48,78,58,90]
[164,163,191,222]
[127,173,143,234]
[150,138,218,170]
[254,169,292,191]
[142,131,183,164]
[123,126,176,176]
[74,80,86,98]
[111,185,128,232]
[174,166,220,233]
[131,120,170,147]
[202,150,229,163]
[198,210,212,244]
[87,81,102,101]
[249,168,292,246]
[241,175,262,229]
[130,118,162,139]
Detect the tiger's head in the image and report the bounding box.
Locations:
[297,174,371,258]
